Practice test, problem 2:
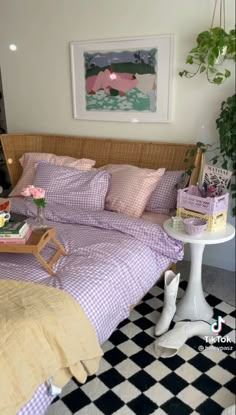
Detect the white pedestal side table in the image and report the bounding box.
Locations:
[164,219,235,321]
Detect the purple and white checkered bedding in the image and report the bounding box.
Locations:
[34,163,110,211]
[146,170,184,214]
[0,199,183,415]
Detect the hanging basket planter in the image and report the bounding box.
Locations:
[179,0,236,85]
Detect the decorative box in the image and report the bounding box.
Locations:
[177,208,227,232]
[177,186,229,215]
[176,186,228,232]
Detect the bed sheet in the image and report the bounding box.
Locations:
[0,199,183,415]
[141,211,170,226]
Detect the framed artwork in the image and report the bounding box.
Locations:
[70,35,174,123]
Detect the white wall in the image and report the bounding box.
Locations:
[0,0,235,270]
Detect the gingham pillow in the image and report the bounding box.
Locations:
[33,163,110,211]
[145,170,184,214]
[101,164,165,217]
[10,152,96,196]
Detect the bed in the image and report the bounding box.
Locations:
[0,134,202,415]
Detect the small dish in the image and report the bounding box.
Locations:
[183,218,207,236]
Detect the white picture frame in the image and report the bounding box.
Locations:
[70,35,174,123]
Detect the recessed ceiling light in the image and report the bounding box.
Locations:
[9,44,17,51]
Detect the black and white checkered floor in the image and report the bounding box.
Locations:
[47,280,235,415]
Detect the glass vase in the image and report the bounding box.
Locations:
[33,205,46,230]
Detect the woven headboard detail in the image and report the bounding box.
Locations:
[0,134,202,187]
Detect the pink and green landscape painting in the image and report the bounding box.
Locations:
[84,48,157,112]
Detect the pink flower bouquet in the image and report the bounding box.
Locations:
[21,185,46,208]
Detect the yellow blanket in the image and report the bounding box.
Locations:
[0,279,103,415]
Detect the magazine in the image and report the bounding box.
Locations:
[201,165,232,196]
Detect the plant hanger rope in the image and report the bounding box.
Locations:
[211,0,225,30]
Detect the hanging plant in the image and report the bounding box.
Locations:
[179,0,236,85]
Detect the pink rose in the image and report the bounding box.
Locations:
[21,185,35,197]
[31,187,45,199]
[21,185,45,199]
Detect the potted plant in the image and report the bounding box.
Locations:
[215,94,236,214]
[179,27,236,85]
[184,94,236,215]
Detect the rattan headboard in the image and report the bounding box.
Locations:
[0,134,202,187]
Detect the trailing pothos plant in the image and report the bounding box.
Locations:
[179,27,236,85]
[184,94,236,216]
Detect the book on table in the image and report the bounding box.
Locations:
[0,221,30,239]
[0,227,32,244]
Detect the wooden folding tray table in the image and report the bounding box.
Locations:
[0,227,67,275]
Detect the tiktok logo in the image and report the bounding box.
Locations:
[211,316,226,334]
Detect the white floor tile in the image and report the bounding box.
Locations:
[149,285,164,296]
[224,315,235,329]
[120,322,141,338]
[74,403,104,415]
[115,359,140,379]
[146,297,163,310]
[80,377,108,401]
[177,385,207,409]
[177,344,199,361]
[216,302,234,314]
[206,365,234,385]
[144,382,173,406]
[97,358,112,375]
[211,387,235,408]
[117,339,141,357]
[144,360,171,381]
[113,380,140,403]
[129,309,143,322]
[46,400,72,415]
[114,406,135,415]
[102,340,114,352]
[60,379,78,398]
[176,362,201,383]
[145,310,160,323]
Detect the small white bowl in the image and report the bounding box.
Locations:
[183,218,207,236]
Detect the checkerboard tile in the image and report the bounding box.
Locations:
[47,282,235,415]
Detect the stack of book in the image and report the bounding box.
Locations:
[0,221,32,244]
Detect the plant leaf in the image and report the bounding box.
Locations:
[190,149,196,157]
[213,76,224,85]
[186,55,194,64]
[222,160,228,169]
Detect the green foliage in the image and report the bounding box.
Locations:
[216,94,236,164]
[33,198,46,208]
[179,27,236,85]
[184,95,236,215]
[184,142,211,176]
[85,62,155,78]
[216,94,236,215]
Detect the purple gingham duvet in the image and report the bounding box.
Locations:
[0,199,183,415]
